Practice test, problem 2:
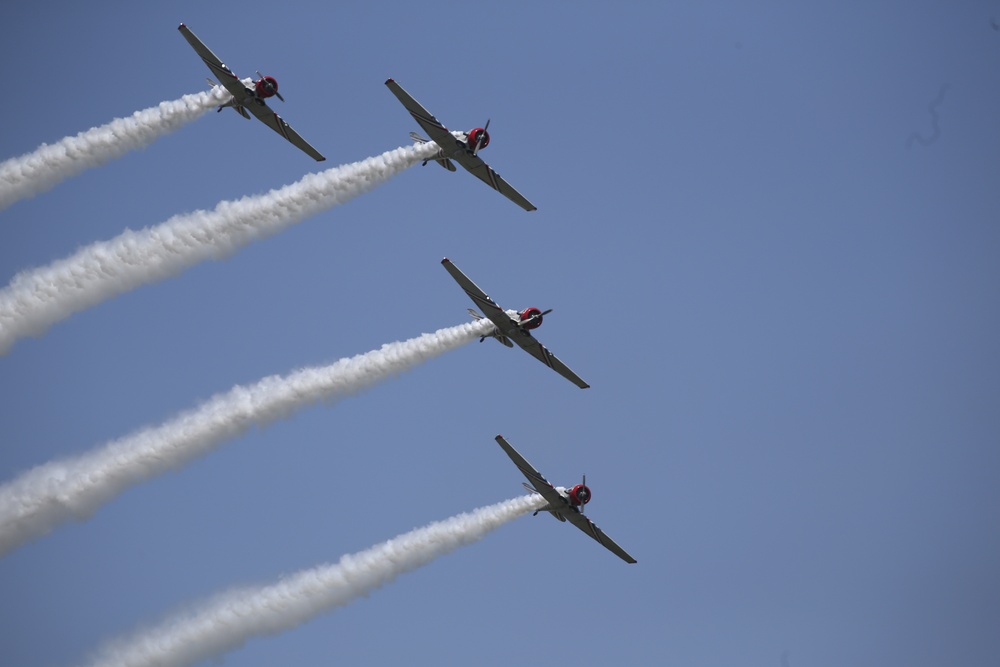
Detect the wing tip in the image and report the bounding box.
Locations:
[178,22,186,30]
[441,257,451,265]
[385,77,395,85]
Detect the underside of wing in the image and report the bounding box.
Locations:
[511,335,590,389]
[178,24,248,102]
[385,79,465,154]
[441,259,515,335]
[495,436,567,510]
[454,154,537,212]
[245,103,326,161]
[564,511,637,564]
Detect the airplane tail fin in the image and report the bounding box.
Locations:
[206,78,229,113]
[468,310,512,347]
[209,85,249,119]
[520,483,567,521]
[410,133,455,170]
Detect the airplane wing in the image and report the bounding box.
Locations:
[441,258,516,336]
[386,78,536,211]
[494,435,571,510]
[178,24,250,103]
[451,153,537,212]
[508,333,590,389]
[385,78,467,155]
[562,509,638,564]
[494,435,636,564]
[243,102,327,162]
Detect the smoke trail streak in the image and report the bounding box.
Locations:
[84,494,544,667]
[906,83,951,149]
[0,86,235,211]
[0,140,440,355]
[0,318,492,557]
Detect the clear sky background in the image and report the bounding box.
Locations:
[2,2,998,666]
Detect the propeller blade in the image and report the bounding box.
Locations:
[581,474,587,513]
[519,308,553,328]
[255,71,283,100]
[472,118,490,156]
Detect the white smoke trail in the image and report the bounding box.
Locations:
[0,86,235,211]
[0,140,441,355]
[84,494,544,667]
[0,318,492,557]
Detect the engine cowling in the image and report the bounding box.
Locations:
[254,76,280,99]
[467,127,490,151]
[568,484,591,507]
[518,307,543,330]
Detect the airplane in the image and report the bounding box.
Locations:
[494,434,636,564]
[441,258,589,389]
[178,23,326,162]
[384,78,536,212]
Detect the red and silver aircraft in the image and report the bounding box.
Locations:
[178,23,326,162]
[442,258,589,389]
[385,78,536,212]
[494,435,636,564]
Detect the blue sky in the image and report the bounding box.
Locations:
[2,2,998,666]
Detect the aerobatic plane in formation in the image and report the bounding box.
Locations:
[385,78,536,212]
[178,23,326,161]
[441,258,589,389]
[494,435,636,564]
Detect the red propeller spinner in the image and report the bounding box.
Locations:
[468,120,490,154]
[254,73,284,101]
[568,476,591,511]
